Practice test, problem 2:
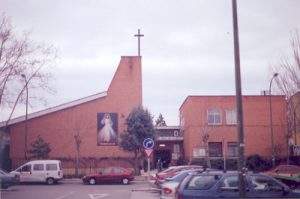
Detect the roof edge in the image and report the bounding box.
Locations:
[179,94,286,111]
[0,91,107,128]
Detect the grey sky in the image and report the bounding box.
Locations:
[1,0,300,125]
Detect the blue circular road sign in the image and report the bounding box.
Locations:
[143,138,154,149]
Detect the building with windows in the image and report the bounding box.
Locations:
[153,126,184,167]
[179,95,287,164]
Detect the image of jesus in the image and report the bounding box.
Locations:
[97,113,117,145]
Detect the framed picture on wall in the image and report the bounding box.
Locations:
[97,112,118,146]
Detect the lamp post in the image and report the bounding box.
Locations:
[21,74,29,160]
[269,73,278,167]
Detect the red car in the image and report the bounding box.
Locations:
[82,167,134,185]
[155,165,203,185]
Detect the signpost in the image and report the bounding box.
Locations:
[143,138,154,180]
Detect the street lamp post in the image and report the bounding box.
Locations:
[269,73,278,167]
[21,74,29,160]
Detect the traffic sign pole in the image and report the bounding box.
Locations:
[143,138,155,181]
[148,157,150,180]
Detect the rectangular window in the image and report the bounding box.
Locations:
[21,164,31,172]
[174,144,180,153]
[186,175,220,190]
[33,164,44,171]
[207,109,222,125]
[226,109,237,125]
[46,164,58,171]
[208,142,223,157]
[227,142,238,157]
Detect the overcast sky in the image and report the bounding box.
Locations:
[1,0,300,125]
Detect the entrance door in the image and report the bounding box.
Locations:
[155,149,171,168]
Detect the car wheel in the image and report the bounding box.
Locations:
[46,177,55,185]
[89,178,96,185]
[122,178,129,185]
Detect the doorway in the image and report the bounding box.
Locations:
[155,149,171,169]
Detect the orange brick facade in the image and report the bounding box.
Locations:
[179,95,288,162]
[7,56,142,170]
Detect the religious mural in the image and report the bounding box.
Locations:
[97,113,118,146]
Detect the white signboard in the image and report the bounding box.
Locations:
[193,148,206,157]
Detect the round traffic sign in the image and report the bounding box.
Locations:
[143,138,154,149]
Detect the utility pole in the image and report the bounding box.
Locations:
[21,74,29,160]
[269,73,278,167]
[134,29,144,56]
[231,0,246,197]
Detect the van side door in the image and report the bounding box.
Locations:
[32,163,45,182]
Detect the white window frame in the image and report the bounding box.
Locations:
[225,109,237,125]
[207,109,222,125]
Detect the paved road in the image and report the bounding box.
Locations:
[0,181,159,199]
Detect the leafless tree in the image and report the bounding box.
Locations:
[0,14,56,125]
[62,111,93,177]
[200,121,213,168]
[272,30,300,162]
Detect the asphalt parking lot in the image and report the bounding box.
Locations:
[0,180,159,199]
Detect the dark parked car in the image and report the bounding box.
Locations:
[176,171,300,198]
[264,164,300,188]
[82,167,134,185]
[0,169,20,189]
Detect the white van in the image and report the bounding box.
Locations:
[10,160,63,185]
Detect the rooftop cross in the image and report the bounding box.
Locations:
[134,29,144,57]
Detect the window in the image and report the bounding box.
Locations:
[102,167,112,174]
[220,175,238,189]
[112,167,124,174]
[227,142,238,157]
[21,164,31,172]
[174,144,180,153]
[33,164,44,171]
[186,175,220,190]
[225,109,237,125]
[208,142,223,157]
[46,164,57,171]
[250,175,283,192]
[207,109,222,125]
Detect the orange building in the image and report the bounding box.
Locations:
[0,56,142,174]
[179,95,288,164]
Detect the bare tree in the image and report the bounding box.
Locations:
[62,111,93,177]
[273,30,300,162]
[0,14,56,125]
[200,123,211,168]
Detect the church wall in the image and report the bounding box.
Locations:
[9,56,142,172]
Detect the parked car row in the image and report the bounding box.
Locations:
[153,164,300,199]
[0,159,134,189]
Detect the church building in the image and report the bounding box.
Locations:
[0,56,142,175]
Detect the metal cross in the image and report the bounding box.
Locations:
[134,29,144,56]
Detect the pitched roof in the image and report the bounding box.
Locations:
[0,91,107,127]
